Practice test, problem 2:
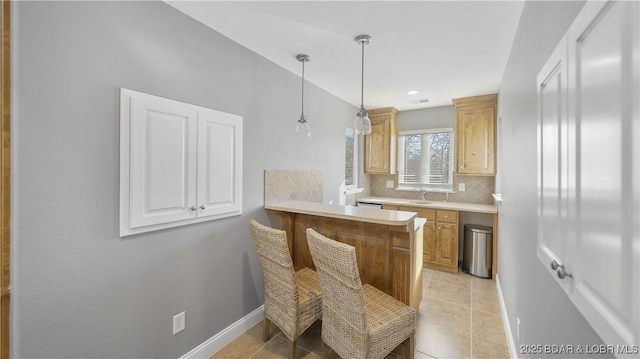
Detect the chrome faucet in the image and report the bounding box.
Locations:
[421,188,428,200]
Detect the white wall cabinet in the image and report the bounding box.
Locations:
[120,89,242,236]
[537,1,639,352]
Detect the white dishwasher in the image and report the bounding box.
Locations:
[356,201,383,209]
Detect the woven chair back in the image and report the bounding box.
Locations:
[306,228,368,358]
[250,220,298,337]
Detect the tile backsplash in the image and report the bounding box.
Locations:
[366,174,495,204]
[264,170,323,204]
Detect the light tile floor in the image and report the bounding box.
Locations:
[211,268,510,359]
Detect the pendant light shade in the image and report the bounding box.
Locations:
[296,54,311,138]
[354,35,372,135]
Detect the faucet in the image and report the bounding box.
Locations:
[421,188,428,201]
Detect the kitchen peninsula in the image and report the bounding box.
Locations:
[264,200,425,311]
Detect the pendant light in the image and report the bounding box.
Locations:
[296,54,311,138]
[354,35,372,135]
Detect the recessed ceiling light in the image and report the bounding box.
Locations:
[407,90,419,95]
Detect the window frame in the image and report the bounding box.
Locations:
[344,126,359,190]
[397,127,455,192]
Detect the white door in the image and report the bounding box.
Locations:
[568,0,639,348]
[197,110,243,218]
[537,36,571,291]
[128,93,198,229]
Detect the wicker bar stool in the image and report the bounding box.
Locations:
[250,220,322,359]
[306,228,416,359]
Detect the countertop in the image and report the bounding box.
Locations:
[357,197,498,214]
[264,200,418,226]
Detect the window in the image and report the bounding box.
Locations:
[345,127,358,189]
[398,128,454,191]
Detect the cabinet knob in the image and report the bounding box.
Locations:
[200,205,207,210]
[190,206,197,211]
[438,226,442,230]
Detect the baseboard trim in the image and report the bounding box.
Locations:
[496,274,518,359]
[179,305,264,359]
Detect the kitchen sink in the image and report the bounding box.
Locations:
[408,200,432,204]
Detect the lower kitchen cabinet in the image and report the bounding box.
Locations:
[398,206,459,273]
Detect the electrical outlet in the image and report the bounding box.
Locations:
[386,181,394,188]
[173,311,186,335]
[458,183,466,192]
[517,317,521,341]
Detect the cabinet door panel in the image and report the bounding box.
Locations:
[129,96,197,229]
[364,108,397,174]
[423,221,436,263]
[365,118,390,173]
[453,95,497,176]
[457,108,495,174]
[198,111,243,218]
[436,222,458,266]
[569,0,639,347]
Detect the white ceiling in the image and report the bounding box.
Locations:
[167,1,525,111]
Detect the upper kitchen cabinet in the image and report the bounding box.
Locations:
[119,89,243,237]
[452,94,497,175]
[364,107,398,174]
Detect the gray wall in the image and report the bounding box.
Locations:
[12,2,354,357]
[397,105,455,131]
[497,1,609,357]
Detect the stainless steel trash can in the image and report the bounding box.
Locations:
[462,224,493,278]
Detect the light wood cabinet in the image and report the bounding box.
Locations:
[398,206,459,273]
[364,107,398,174]
[452,94,497,175]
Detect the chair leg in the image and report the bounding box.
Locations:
[262,318,271,342]
[321,341,329,359]
[405,334,415,359]
[289,339,297,359]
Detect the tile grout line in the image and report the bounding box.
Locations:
[246,328,284,359]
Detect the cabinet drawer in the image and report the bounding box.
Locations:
[398,206,436,221]
[436,210,457,223]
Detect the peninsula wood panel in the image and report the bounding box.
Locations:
[292,214,394,296]
[270,210,421,311]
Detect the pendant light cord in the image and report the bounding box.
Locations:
[360,41,365,108]
[301,60,305,116]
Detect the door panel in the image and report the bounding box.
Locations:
[569,0,640,347]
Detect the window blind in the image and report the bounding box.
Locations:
[398,128,453,188]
